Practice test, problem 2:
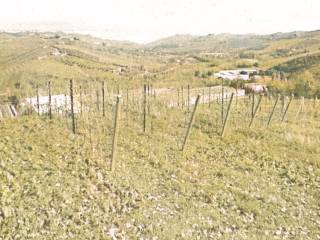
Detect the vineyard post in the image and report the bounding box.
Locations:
[281,94,294,122]
[27,91,32,115]
[302,96,306,124]
[221,85,224,125]
[102,81,105,117]
[267,94,280,127]
[312,97,316,118]
[148,84,151,115]
[251,92,255,119]
[36,85,40,115]
[249,94,263,128]
[48,81,52,119]
[209,87,211,108]
[143,84,147,132]
[64,93,67,117]
[181,86,184,109]
[126,88,129,126]
[110,95,121,172]
[177,88,180,107]
[181,94,201,152]
[315,96,318,117]
[187,84,190,112]
[221,93,234,137]
[148,85,152,131]
[96,88,100,112]
[235,82,238,110]
[70,79,76,134]
[80,85,83,115]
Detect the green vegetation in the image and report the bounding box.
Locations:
[1,30,320,239]
[1,94,320,239]
[271,53,320,73]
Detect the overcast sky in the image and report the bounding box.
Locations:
[0,0,319,43]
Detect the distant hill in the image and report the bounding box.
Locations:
[144,30,320,54]
[271,53,320,72]
[1,29,320,94]
[145,34,198,49]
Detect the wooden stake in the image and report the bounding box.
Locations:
[281,94,294,122]
[251,92,255,118]
[181,86,184,109]
[36,85,40,115]
[267,94,280,127]
[96,89,100,112]
[126,88,129,126]
[143,84,147,132]
[102,82,105,117]
[221,86,224,125]
[221,93,234,137]
[110,95,121,172]
[181,94,201,152]
[177,88,180,107]
[209,87,211,107]
[70,79,76,134]
[281,95,285,114]
[235,86,238,110]
[187,84,190,111]
[249,94,263,128]
[80,85,83,115]
[48,81,52,119]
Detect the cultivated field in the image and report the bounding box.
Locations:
[1,31,320,239]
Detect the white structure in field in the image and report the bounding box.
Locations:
[167,87,245,108]
[23,94,81,115]
[214,69,258,81]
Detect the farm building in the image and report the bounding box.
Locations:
[22,94,81,115]
[214,69,258,81]
[163,86,245,108]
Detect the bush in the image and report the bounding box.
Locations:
[266,71,320,97]
[239,52,255,59]
[236,61,253,68]
[292,71,319,97]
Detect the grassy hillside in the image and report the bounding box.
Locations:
[1,29,320,239]
[1,95,320,239]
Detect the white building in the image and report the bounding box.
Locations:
[23,94,81,115]
[214,69,258,81]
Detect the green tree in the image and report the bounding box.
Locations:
[293,71,318,97]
